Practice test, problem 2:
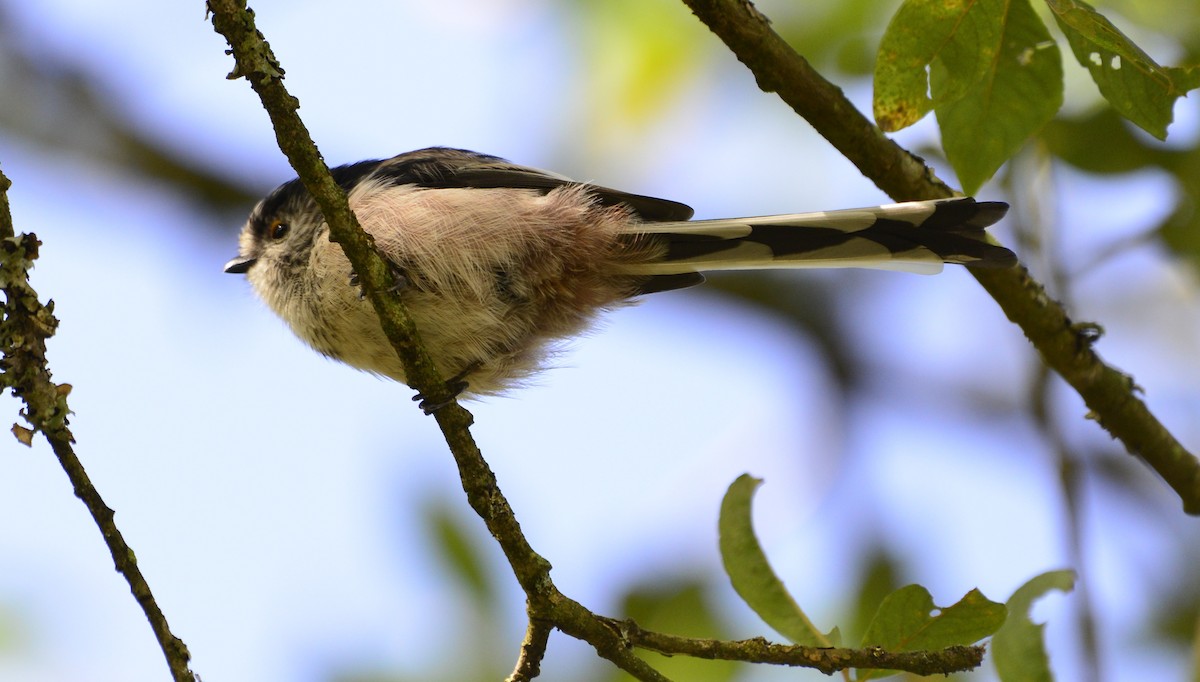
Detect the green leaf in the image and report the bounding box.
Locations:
[992,570,1076,682]
[858,584,1007,680]
[937,0,1063,194]
[1046,0,1200,140]
[718,474,836,646]
[873,0,1002,131]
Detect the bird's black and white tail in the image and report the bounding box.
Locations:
[623,197,1016,276]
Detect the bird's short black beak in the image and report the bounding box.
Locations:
[224,256,257,274]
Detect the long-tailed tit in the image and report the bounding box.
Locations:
[225,147,1015,398]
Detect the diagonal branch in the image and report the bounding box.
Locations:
[204,0,554,589]
[204,8,686,680]
[0,171,196,680]
[206,0,565,675]
[679,0,1200,515]
[205,1,999,679]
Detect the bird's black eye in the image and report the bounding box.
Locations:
[268,219,290,240]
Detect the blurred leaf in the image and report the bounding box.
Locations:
[0,602,28,654]
[705,272,858,389]
[0,12,258,214]
[858,585,1007,680]
[1159,137,1200,265]
[773,0,898,76]
[576,0,706,126]
[1150,571,1200,648]
[1046,0,1200,140]
[1040,108,1200,266]
[1158,196,1200,266]
[424,501,495,607]
[874,0,1001,131]
[718,474,838,646]
[1041,108,1180,173]
[992,570,1076,682]
[836,33,886,77]
[845,548,904,646]
[610,579,737,682]
[937,0,1063,193]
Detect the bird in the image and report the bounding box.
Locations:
[225,147,1015,402]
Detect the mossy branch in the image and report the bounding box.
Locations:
[0,171,196,680]
[603,616,985,675]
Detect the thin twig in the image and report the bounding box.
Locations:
[603,617,986,676]
[1030,364,1104,682]
[678,0,1200,514]
[508,615,552,682]
[1012,149,1104,682]
[0,169,196,681]
[545,595,677,681]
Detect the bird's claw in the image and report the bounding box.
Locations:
[411,363,481,415]
[349,266,409,301]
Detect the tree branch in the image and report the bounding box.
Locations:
[205,0,565,669]
[0,170,196,680]
[508,613,552,682]
[679,0,1200,515]
[206,2,993,678]
[603,617,985,676]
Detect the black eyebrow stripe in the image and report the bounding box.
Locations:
[252,160,386,239]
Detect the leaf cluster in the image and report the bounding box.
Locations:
[874,0,1200,193]
[720,474,1076,680]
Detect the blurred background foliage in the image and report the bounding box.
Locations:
[1,0,1199,680]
